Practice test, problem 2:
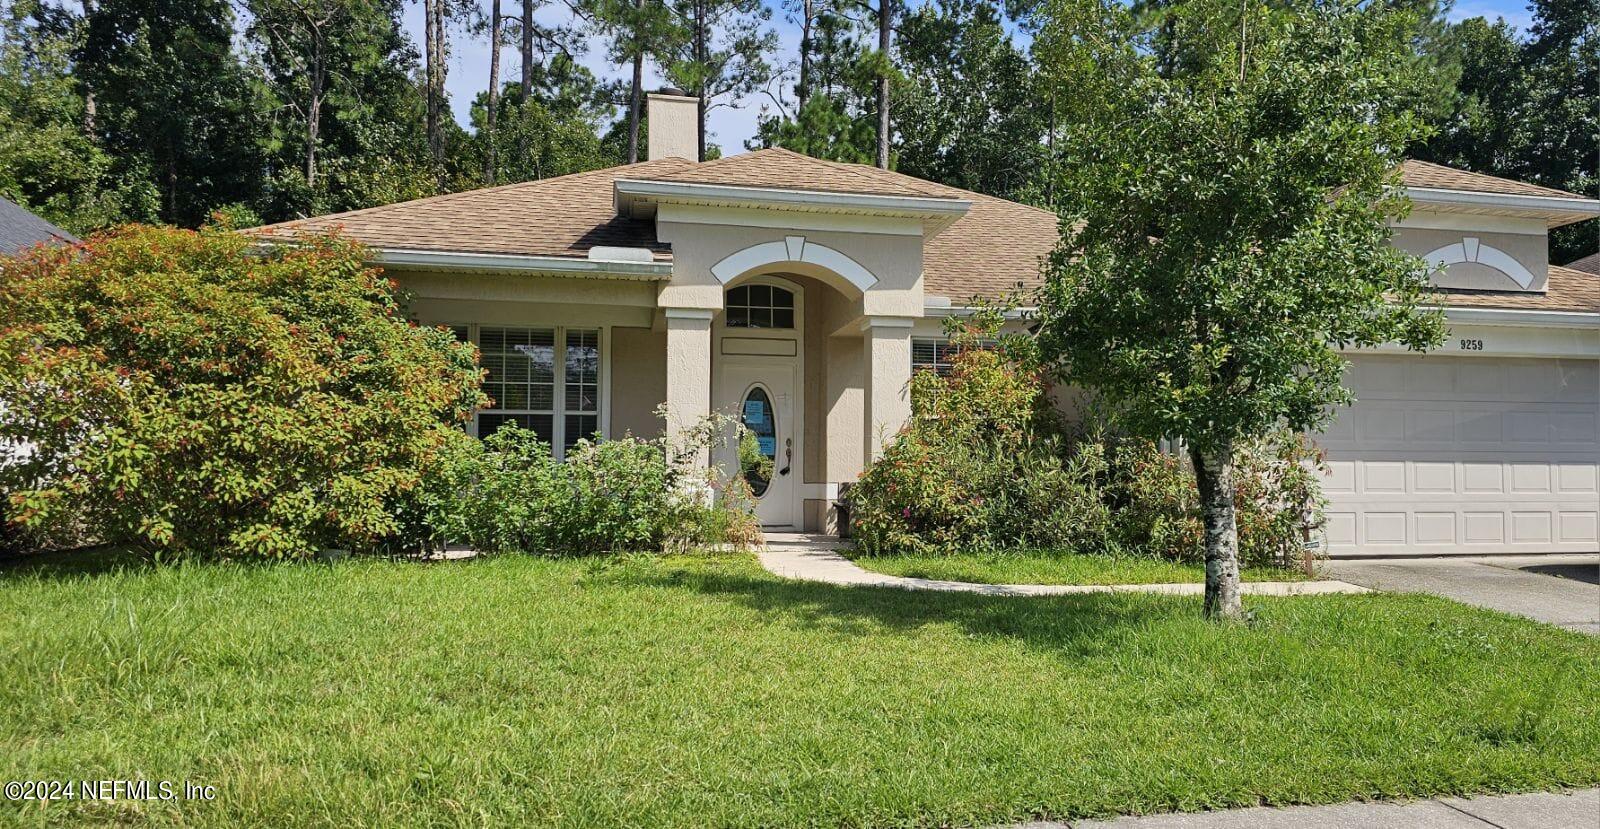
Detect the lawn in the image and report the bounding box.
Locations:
[848,549,1312,585]
[3,550,1598,828]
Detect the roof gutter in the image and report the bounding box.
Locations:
[1439,305,1600,329]
[1404,186,1600,226]
[371,247,671,279]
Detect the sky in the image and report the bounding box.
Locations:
[405,0,1543,158]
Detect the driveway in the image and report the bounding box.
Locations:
[1327,554,1600,634]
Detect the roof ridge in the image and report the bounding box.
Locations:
[250,158,693,233]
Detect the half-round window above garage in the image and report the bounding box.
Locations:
[726,284,795,329]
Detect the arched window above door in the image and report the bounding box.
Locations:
[726,284,795,329]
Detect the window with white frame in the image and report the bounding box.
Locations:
[911,337,996,375]
[456,325,602,456]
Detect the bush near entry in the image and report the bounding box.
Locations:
[849,307,1324,568]
[0,225,485,559]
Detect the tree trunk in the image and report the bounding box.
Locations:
[520,0,533,100]
[694,0,707,162]
[627,0,643,164]
[797,0,813,113]
[82,0,97,134]
[875,0,890,169]
[486,0,501,184]
[306,38,324,187]
[1191,441,1244,621]
[520,0,534,161]
[424,0,441,170]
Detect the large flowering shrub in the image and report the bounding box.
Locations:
[0,225,485,559]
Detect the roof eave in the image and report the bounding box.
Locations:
[372,248,671,279]
[1404,186,1600,228]
[614,178,973,236]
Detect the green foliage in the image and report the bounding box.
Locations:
[78,0,267,227]
[851,306,1112,555]
[0,225,486,559]
[1037,0,1446,455]
[660,0,777,160]
[1103,432,1327,569]
[0,1,155,232]
[751,94,877,163]
[894,0,1052,203]
[1415,2,1598,262]
[414,421,758,556]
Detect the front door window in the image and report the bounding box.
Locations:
[740,386,777,497]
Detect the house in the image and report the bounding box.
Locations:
[0,197,76,256]
[251,91,1600,556]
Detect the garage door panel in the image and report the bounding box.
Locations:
[1322,355,1599,556]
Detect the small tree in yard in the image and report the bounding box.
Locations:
[0,225,486,559]
[1035,0,1446,619]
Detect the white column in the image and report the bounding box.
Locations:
[664,308,714,478]
[861,316,914,465]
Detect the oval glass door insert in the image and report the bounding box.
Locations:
[739,386,777,497]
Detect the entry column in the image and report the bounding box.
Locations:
[861,316,914,465]
[664,308,714,465]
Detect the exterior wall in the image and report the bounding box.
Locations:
[1392,211,1549,292]
[654,211,926,317]
[611,326,667,439]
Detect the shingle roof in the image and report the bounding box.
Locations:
[1400,160,1586,200]
[638,148,955,199]
[1434,265,1600,313]
[1565,252,1600,275]
[0,197,76,255]
[249,158,696,259]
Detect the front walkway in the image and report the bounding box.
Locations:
[1328,554,1600,634]
[1037,786,1599,828]
[759,534,1369,596]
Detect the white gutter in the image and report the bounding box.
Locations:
[1439,305,1600,328]
[1404,186,1600,224]
[371,248,671,279]
[615,178,972,220]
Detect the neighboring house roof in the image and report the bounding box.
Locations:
[247,153,1594,313]
[1434,265,1600,313]
[1565,251,1600,275]
[0,197,76,255]
[1400,160,1586,200]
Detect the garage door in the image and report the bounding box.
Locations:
[1319,354,1600,556]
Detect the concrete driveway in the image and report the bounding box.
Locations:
[1327,554,1599,634]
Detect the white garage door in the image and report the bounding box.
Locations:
[1320,354,1600,556]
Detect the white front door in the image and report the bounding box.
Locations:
[719,360,799,528]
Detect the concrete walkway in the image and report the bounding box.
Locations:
[1021,787,1600,828]
[759,534,1370,596]
[1328,554,1599,634]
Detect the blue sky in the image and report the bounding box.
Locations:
[409,0,1543,158]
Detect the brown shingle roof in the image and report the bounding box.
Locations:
[1401,160,1586,200]
[1565,252,1600,275]
[638,148,955,199]
[249,158,696,260]
[1434,265,1600,313]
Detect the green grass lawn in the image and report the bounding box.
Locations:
[2,550,1597,828]
[848,549,1312,585]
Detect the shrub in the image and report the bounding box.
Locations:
[410,416,759,557]
[0,225,485,559]
[850,303,1324,567]
[851,304,1110,555]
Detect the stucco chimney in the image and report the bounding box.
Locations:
[647,87,698,161]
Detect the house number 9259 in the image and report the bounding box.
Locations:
[1458,338,1485,351]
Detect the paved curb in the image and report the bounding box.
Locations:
[758,535,1371,597]
[1012,786,1600,828]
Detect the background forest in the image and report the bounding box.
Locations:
[0,0,1594,262]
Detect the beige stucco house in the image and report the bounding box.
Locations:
[254,92,1600,556]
